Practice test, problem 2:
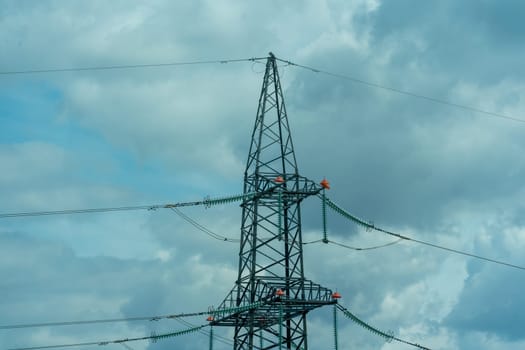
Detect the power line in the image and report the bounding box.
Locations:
[169,206,295,243]
[0,205,162,218]
[2,53,521,124]
[6,324,206,350]
[169,207,240,243]
[0,57,267,75]
[4,302,265,350]
[302,237,403,250]
[337,304,431,350]
[173,317,234,346]
[0,202,204,218]
[275,57,525,124]
[0,301,264,331]
[392,336,432,350]
[376,225,525,271]
[0,195,250,244]
[0,193,252,219]
[324,196,525,271]
[328,238,403,251]
[1,315,233,348]
[3,194,523,270]
[0,310,210,330]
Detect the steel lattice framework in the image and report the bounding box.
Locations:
[212,53,335,349]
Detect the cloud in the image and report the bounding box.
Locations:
[0,231,237,349]
[2,1,525,349]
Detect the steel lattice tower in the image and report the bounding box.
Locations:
[212,53,335,349]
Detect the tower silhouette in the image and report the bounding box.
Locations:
[212,53,335,349]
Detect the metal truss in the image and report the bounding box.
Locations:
[213,53,334,349]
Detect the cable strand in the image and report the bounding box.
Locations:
[6,324,206,350]
[324,196,525,271]
[0,57,267,75]
[0,302,263,331]
[169,207,240,243]
[328,238,403,251]
[0,192,254,219]
[275,56,525,124]
[337,304,431,349]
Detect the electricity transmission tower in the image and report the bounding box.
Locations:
[212,53,336,349]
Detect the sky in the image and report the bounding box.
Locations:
[1,0,525,349]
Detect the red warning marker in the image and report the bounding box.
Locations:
[275,176,285,183]
[332,292,342,299]
[320,178,330,190]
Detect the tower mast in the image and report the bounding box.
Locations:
[213,53,335,349]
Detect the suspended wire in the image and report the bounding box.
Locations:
[5,302,265,350]
[6,324,206,350]
[0,301,264,332]
[173,317,234,346]
[0,310,210,330]
[169,207,240,243]
[302,239,325,245]
[168,206,283,243]
[391,336,432,350]
[336,304,394,342]
[0,205,158,218]
[324,196,525,271]
[336,304,431,350]
[0,57,267,76]
[4,192,522,269]
[1,53,518,124]
[328,238,403,251]
[0,203,194,219]
[8,341,106,350]
[6,303,432,350]
[275,57,525,124]
[302,238,402,251]
[376,225,525,271]
[0,192,253,219]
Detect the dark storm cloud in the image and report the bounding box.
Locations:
[371,1,525,82]
[284,2,525,232]
[446,264,525,340]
